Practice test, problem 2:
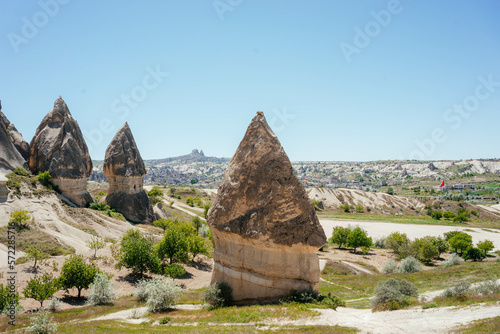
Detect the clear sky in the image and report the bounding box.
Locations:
[1,0,499,161]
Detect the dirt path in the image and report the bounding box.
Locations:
[341,261,374,275]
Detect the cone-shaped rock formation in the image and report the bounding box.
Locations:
[207,111,327,303]
[29,97,93,206]
[0,104,29,173]
[103,123,154,223]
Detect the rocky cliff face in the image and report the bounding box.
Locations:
[0,106,29,173]
[103,123,154,223]
[207,111,326,303]
[29,97,93,206]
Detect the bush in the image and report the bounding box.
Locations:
[187,235,211,261]
[13,166,31,176]
[147,188,163,205]
[322,293,345,310]
[398,256,422,273]
[140,278,182,313]
[431,211,442,220]
[89,202,111,212]
[86,273,116,305]
[372,278,418,311]
[473,279,500,295]
[284,289,320,303]
[46,297,60,312]
[86,236,106,259]
[442,253,463,268]
[203,282,232,307]
[26,308,58,334]
[160,316,172,324]
[462,247,485,262]
[164,264,186,278]
[442,211,456,219]
[374,236,386,249]
[26,246,49,273]
[387,187,394,195]
[339,204,350,213]
[382,259,398,274]
[37,171,54,190]
[329,226,351,248]
[441,282,470,301]
[355,205,364,213]
[186,196,194,207]
[422,302,437,309]
[384,232,410,259]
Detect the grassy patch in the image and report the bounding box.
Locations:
[0,226,74,255]
[178,288,205,304]
[320,261,500,307]
[451,316,500,333]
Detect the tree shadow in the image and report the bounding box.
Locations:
[116,272,149,284]
[60,295,87,307]
[189,261,212,272]
[175,271,193,280]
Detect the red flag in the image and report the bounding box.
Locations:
[440,180,445,187]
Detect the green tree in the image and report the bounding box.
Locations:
[387,187,394,195]
[442,211,456,219]
[448,232,473,254]
[346,227,372,252]
[147,188,164,205]
[23,273,60,308]
[25,246,49,273]
[9,210,33,230]
[477,239,494,256]
[384,232,410,259]
[0,283,20,312]
[410,237,438,263]
[190,178,199,184]
[169,187,176,197]
[37,171,54,189]
[153,218,173,231]
[203,204,211,218]
[116,229,160,277]
[329,226,351,248]
[355,205,364,213]
[86,236,106,259]
[156,226,189,264]
[431,211,442,220]
[60,255,99,298]
[192,216,203,235]
[187,235,211,261]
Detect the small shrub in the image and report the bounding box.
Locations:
[322,293,345,310]
[164,264,186,278]
[431,211,442,220]
[144,278,182,313]
[442,211,456,219]
[86,273,116,305]
[462,247,485,262]
[473,279,500,295]
[284,289,320,303]
[372,278,418,311]
[355,205,364,213]
[13,166,31,176]
[46,298,60,312]
[422,302,437,309]
[442,253,463,268]
[382,259,398,274]
[160,316,172,324]
[203,282,232,307]
[26,308,58,334]
[441,282,470,301]
[398,256,421,273]
[9,209,33,231]
[133,277,181,312]
[374,236,386,249]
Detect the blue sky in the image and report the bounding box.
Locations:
[1,0,499,161]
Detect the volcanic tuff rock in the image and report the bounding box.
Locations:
[103,123,154,223]
[207,111,327,303]
[29,97,93,206]
[0,105,29,173]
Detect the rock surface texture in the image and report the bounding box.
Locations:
[29,97,93,206]
[103,123,154,224]
[207,111,326,303]
[0,106,29,173]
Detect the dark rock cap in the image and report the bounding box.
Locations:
[103,123,146,177]
[29,96,92,178]
[208,112,326,247]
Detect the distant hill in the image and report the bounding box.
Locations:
[145,149,229,166]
